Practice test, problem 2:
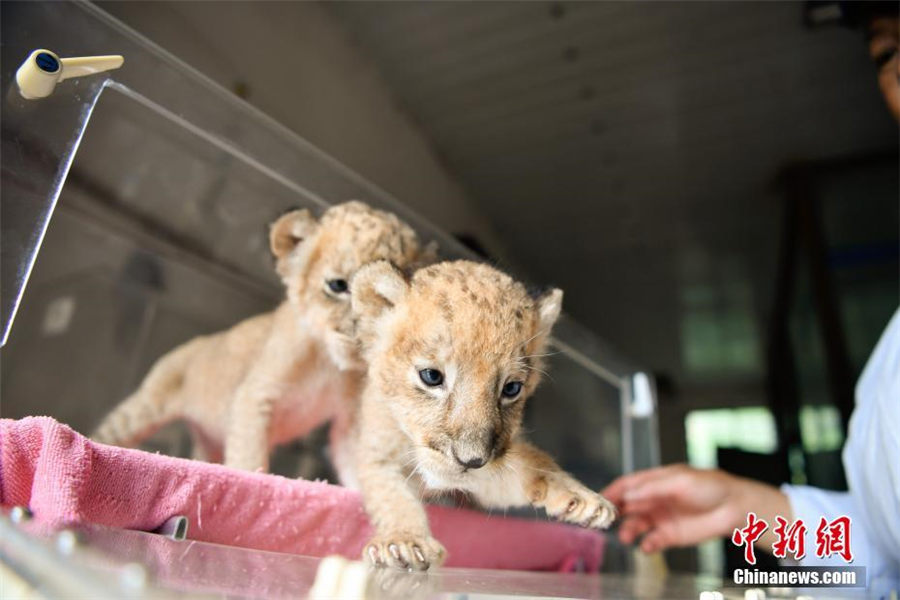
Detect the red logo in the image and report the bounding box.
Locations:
[732,512,768,565]
[772,516,807,560]
[815,516,853,562]
[730,514,852,564]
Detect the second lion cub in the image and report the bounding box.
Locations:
[350,260,616,570]
[94,201,431,481]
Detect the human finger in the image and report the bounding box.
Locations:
[618,515,653,545]
[602,465,689,504]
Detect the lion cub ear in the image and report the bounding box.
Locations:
[351,261,409,319]
[351,261,409,350]
[536,288,563,335]
[269,209,318,260]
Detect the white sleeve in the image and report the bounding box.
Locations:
[780,484,873,568]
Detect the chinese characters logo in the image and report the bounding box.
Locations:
[731,514,853,564]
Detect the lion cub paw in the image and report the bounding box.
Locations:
[363,533,446,571]
[534,477,617,530]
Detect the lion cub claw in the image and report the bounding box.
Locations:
[364,534,446,571]
[535,475,617,530]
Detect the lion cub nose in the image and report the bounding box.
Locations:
[453,452,488,470]
[451,430,497,470]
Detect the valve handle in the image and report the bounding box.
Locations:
[16,49,124,99]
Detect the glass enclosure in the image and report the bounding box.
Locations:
[1,516,723,599]
[0,0,659,574]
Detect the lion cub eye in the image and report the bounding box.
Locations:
[326,279,349,294]
[501,381,523,399]
[418,368,444,387]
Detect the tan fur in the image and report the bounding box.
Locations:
[93,201,433,480]
[350,260,616,570]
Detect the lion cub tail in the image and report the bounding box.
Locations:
[92,338,200,448]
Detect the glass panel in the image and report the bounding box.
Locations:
[1,0,657,502]
[2,517,719,600]
[525,353,623,490]
[0,4,108,344]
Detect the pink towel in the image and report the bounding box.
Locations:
[0,417,604,571]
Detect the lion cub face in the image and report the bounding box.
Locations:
[352,260,562,488]
[270,201,431,370]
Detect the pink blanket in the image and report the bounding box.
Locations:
[0,417,604,571]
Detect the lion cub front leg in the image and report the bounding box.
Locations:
[223,335,306,472]
[479,441,616,530]
[223,385,273,472]
[223,357,291,472]
[358,460,446,570]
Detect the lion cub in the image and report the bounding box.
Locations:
[350,260,616,570]
[94,201,431,480]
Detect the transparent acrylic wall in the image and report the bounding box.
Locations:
[1,1,657,496]
[2,516,719,599]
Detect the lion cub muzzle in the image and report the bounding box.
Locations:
[450,428,498,470]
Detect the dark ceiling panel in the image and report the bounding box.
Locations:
[328,1,898,378]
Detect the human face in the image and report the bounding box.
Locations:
[868,16,900,123]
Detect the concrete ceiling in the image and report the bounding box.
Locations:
[327,1,898,381]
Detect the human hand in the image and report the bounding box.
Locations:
[602,464,789,553]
